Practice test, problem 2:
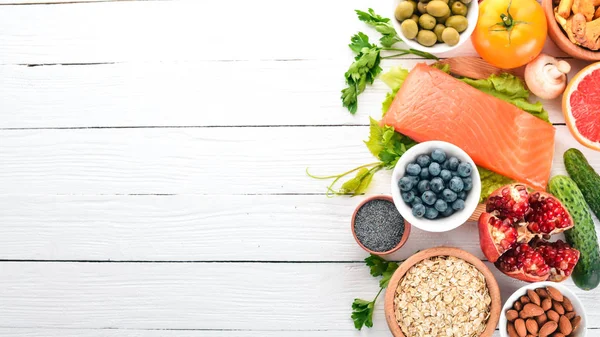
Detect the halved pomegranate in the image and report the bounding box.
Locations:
[526,192,574,235]
[495,243,550,282]
[533,240,580,282]
[478,183,579,283]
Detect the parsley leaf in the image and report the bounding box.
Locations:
[380,262,399,288]
[341,34,382,114]
[351,298,375,330]
[355,8,402,47]
[365,254,399,288]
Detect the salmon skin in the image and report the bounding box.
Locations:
[382,63,555,190]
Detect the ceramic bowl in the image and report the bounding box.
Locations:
[542,0,600,61]
[384,247,501,337]
[390,140,481,232]
[391,0,479,55]
[351,195,411,256]
[499,281,587,337]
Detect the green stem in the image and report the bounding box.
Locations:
[306,163,380,180]
[373,287,384,303]
[381,48,438,60]
[382,52,409,59]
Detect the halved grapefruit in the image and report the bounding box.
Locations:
[563,62,600,151]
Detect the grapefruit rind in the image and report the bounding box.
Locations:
[563,62,600,151]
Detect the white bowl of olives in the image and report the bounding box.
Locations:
[391,0,478,54]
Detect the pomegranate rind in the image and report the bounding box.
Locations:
[478,213,504,263]
[563,62,600,151]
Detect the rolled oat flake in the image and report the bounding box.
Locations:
[354,199,404,252]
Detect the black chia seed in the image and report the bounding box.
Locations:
[354,199,405,252]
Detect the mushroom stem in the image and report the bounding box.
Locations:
[524,54,571,100]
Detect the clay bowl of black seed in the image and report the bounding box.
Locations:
[351,195,411,256]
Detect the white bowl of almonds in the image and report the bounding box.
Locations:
[500,282,587,337]
[384,247,501,337]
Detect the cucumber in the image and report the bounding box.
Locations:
[548,175,600,290]
[565,148,600,220]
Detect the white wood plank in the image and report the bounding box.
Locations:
[0,126,596,195]
[0,328,515,337]
[0,0,568,65]
[1,58,588,128]
[0,262,598,330]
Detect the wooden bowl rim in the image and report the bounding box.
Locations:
[351,195,412,256]
[542,0,600,60]
[384,246,501,337]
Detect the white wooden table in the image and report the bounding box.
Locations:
[0,0,599,336]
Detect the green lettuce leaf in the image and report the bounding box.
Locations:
[380,66,409,115]
[460,73,550,123]
[365,117,416,168]
[478,167,514,203]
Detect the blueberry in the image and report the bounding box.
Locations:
[441,207,454,217]
[441,160,451,170]
[412,203,426,218]
[451,171,459,177]
[406,163,421,176]
[430,177,444,193]
[428,162,441,176]
[412,197,423,206]
[416,154,431,168]
[448,157,460,170]
[417,180,430,193]
[452,199,465,210]
[457,162,472,178]
[440,169,452,182]
[434,199,448,212]
[402,191,415,203]
[398,177,413,191]
[449,176,464,192]
[442,188,457,202]
[424,207,439,219]
[457,191,467,200]
[421,191,437,205]
[431,149,447,163]
[420,167,430,180]
[407,175,420,186]
[462,177,472,191]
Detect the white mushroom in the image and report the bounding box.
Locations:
[524,54,571,100]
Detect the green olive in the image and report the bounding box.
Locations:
[451,1,468,16]
[441,27,460,46]
[447,0,456,7]
[401,19,419,39]
[416,30,438,46]
[436,12,450,24]
[460,0,472,4]
[419,0,430,3]
[433,24,446,42]
[417,2,428,14]
[407,0,418,12]
[418,13,436,30]
[409,14,420,23]
[445,15,468,32]
[426,0,450,17]
[395,2,415,21]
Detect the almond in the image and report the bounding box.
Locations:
[547,309,560,322]
[508,322,519,337]
[541,298,552,311]
[562,296,573,312]
[539,321,558,337]
[536,313,548,326]
[527,289,541,305]
[536,288,549,298]
[506,309,519,321]
[514,300,523,311]
[565,311,576,320]
[520,295,531,304]
[558,315,572,335]
[515,318,527,337]
[553,301,565,315]
[546,286,563,302]
[571,315,582,332]
[526,318,539,334]
[551,333,565,337]
[520,303,545,318]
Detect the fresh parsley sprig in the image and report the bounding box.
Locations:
[351,254,401,330]
[341,8,438,114]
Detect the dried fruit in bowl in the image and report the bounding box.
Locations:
[478,183,580,282]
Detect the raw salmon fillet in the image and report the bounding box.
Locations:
[382,63,555,189]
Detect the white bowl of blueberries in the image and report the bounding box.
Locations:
[390,141,481,232]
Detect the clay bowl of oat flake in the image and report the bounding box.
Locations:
[384,247,501,337]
